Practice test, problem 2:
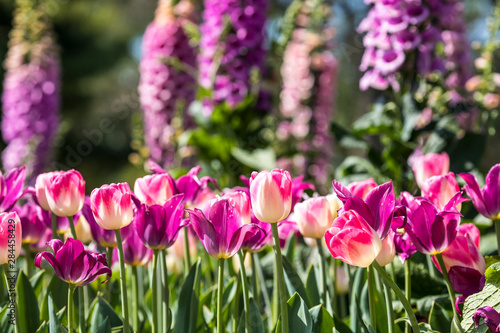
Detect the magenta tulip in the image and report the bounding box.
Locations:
[135,194,188,250]
[325,210,382,268]
[134,173,176,206]
[122,226,153,266]
[459,164,500,220]
[474,306,500,332]
[412,152,449,188]
[45,170,85,217]
[250,169,292,223]
[35,238,111,286]
[394,232,417,264]
[187,198,263,259]
[347,178,378,200]
[449,266,485,313]
[421,172,463,210]
[223,191,251,225]
[90,183,134,230]
[241,218,271,252]
[13,202,50,244]
[0,212,22,264]
[0,166,26,213]
[175,166,216,207]
[294,196,335,239]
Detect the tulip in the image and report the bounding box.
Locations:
[134,173,176,206]
[376,228,396,266]
[295,196,334,239]
[291,175,315,209]
[13,202,50,244]
[176,166,217,207]
[35,171,60,211]
[90,183,134,230]
[0,212,22,264]
[347,178,378,200]
[82,197,118,248]
[122,226,153,267]
[74,213,94,244]
[421,172,463,210]
[241,219,271,252]
[0,167,26,213]
[411,152,449,188]
[223,191,251,225]
[459,164,500,220]
[325,210,382,268]
[394,231,417,264]
[135,194,188,250]
[474,306,500,332]
[249,169,292,223]
[449,266,485,314]
[44,170,85,217]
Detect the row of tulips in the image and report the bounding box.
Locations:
[0,153,499,332]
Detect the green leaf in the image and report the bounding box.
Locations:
[0,304,14,333]
[332,312,353,333]
[48,293,61,333]
[282,256,311,308]
[284,234,297,262]
[96,317,111,333]
[17,271,41,333]
[401,93,420,142]
[41,273,69,322]
[248,298,265,333]
[30,270,46,296]
[288,293,312,333]
[174,260,202,333]
[231,147,276,170]
[428,301,451,333]
[309,305,334,333]
[350,268,366,333]
[89,295,123,333]
[305,265,320,307]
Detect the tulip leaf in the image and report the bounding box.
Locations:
[96,317,111,333]
[41,273,69,322]
[236,298,265,333]
[0,304,14,333]
[428,301,451,333]
[305,265,321,307]
[30,270,46,296]
[174,260,202,333]
[287,292,312,333]
[17,271,41,333]
[89,295,122,332]
[282,256,311,308]
[350,268,366,333]
[332,311,353,333]
[309,304,334,333]
[48,293,61,333]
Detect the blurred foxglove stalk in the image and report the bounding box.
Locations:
[139,0,197,167]
[2,0,60,178]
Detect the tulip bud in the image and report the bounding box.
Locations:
[74,214,93,244]
[90,183,134,230]
[295,196,333,239]
[134,173,175,206]
[45,170,85,217]
[325,210,382,268]
[249,169,292,223]
[376,228,396,266]
[0,212,22,264]
[347,178,377,200]
[35,171,61,211]
[223,191,251,224]
[411,152,449,188]
[421,172,461,210]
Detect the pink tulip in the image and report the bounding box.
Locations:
[249,169,292,223]
[90,183,134,230]
[325,210,382,268]
[459,164,500,220]
[376,228,396,266]
[44,170,85,217]
[35,171,61,211]
[0,167,26,213]
[294,196,334,239]
[0,212,22,264]
[421,172,463,210]
[347,178,378,200]
[412,152,450,188]
[223,191,251,224]
[134,173,175,206]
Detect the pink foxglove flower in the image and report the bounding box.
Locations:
[90,183,134,230]
[0,212,22,264]
[45,170,85,217]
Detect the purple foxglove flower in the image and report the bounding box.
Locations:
[139,0,197,167]
[12,202,50,245]
[375,49,406,75]
[459,164,500,220]
[82,197,119,248]
[135,194,188,250]
[394,232,417,264]
[474,306,500,332]
[0,166,26,213]
[187,198,263,259]
[35,238,111,286]
[403,194,462,255]
[122,225,153,267]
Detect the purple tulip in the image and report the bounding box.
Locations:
[459,164,500,220]
[474,306,500,332]
[12,202,51,245]
[403,194,462,255]
[122,225,153,267]
[135,194,188,250]
[449,266,485,315]
[176,166,217,207]
[241,218,272,252]
[35,238,111,286]
[187,198,263,259]
[394,232,417,264]
[0,166,26,213]
[82,197,119,248]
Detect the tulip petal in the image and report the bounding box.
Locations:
[473,306,500,331]
[484,164,500,218]
[188,209,220,258]
[226,223,263,258]
[459,172,489,217]
[365,181,395,239]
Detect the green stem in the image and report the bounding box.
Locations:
[372,261,420,333]
[69,215,78,240]
[331,258,338,315]
[78,287,86,333]
[105,247,113,302]
[316,238,328,306]
[3,264,21,333]
[250,252,260,308]
[238,251,251,333]
[254,253,271,327]
[271,223,289,333]
[405,260,411,333]
[426,255,436,278]
[436,254,463,331]
[217,258,225,333]
[152,250,159,333]
[184,229,192,276]
[68,284,75,333]
[367,265,377,331]
[114,229,130,333]
[51,213,59,240]
[23,245,31,277]
[382,270,395,333]
[495,219,500,256]
[132,266,139,332]
[161,250,171,332]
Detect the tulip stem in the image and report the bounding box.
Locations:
[250,252,260,307]
[23,245,31,277]
[69,215,77,240]
[253,253,271,319]
[78,287,86,333]
[3,264,20,333]
[436,254,463,332]
[372,261,420,333]
[132,266,139,332]
[405,260,411,333]
[238,251,252,333]
[494,219,500,256]
[184,230,192,276]
[217,258,225,333]
[271,223,289,333]
[367,265,377,331]
[382,269,395,333]
[315,238,328,306]
[114,229,130,333]
[51,213,59,240]
[68,284,75,333]
[152,250,159,333]
[105,247,113,302]
[161,250,171,332]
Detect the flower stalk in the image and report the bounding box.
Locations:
[217,258,225,333]
[238,250,251,333]
[316,238,328,306]
[114,229,130,333]
[272,223,289,333]
[436,253,463,332]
